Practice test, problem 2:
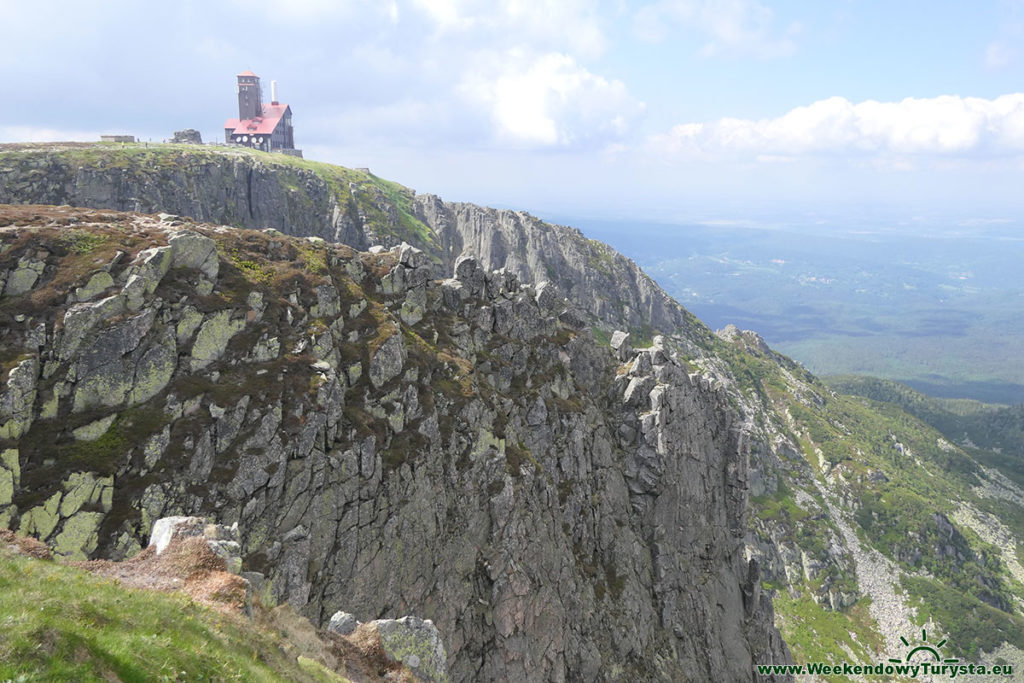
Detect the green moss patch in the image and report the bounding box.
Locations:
[774,594,885,679]
[15,406,169,510]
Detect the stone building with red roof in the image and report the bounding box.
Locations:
[224,71,301,156]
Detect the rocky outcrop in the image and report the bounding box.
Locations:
[412,196,704,338]
[328,610,359,635]
[0,206,788,681]
[171,129,203,145]
[0,145,374,248]
[372,616,449,683]
[0,144,710,347]
[149,515,243,573]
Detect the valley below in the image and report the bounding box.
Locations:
[565,214,1024,405]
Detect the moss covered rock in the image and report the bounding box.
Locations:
[373,616,449,683]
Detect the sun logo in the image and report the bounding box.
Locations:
[888,629,960,666]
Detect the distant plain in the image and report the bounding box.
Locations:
[560,211,1024,405]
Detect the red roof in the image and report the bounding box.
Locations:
[237,70,257,77]
[224,103,290,137]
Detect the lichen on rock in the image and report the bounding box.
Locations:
[2,255,45,296]
[0,448,19,511]
[0,356,38,439]
[368,331,406,388]
[372,616,450,683]
[168,231,219,279]
[190,309,246,371]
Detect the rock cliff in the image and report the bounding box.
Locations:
[0,143,706,342]
[0,204,788,681]
[6,142,1021,675]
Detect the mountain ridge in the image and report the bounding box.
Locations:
[0,142,705,346]
[3,142,1024,680]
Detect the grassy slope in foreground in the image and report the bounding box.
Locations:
[0,550,346,682]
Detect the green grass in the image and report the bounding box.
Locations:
[902,575,1024,660]
[222,245,275,285]
[773,594,886,680]
[14,406,169,511]
[770,385,1014,608]
[0,553,346,681]
[367,173,438,249]
[57,229,109,255]
[585,239,618,277]
[751,483,809,524]
[295,242,328,275]
[828,375,1024,488]
[590,326,611,348]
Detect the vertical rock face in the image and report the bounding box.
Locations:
[0,145,708,347]
[0,207,789,681]
[414,197,699,338]
[0,147,373,248]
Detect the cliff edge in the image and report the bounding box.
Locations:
[0,203,789,681]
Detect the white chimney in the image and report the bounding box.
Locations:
[271,80,279,104]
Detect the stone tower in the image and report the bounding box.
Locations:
[236,71,262,120]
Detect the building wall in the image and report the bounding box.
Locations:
[237,76,261,120]
[269,110,294,151]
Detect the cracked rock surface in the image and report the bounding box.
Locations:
[0,205,788,681]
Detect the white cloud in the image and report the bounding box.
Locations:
[411,0,607,57]
[412,0,470,30]
[461,51,644,148]
[225,0,366,22]
[633,0,798,59]
[652,94,1024,159]
[495,0,607,58]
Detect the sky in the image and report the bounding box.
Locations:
[4,0,1024,222]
